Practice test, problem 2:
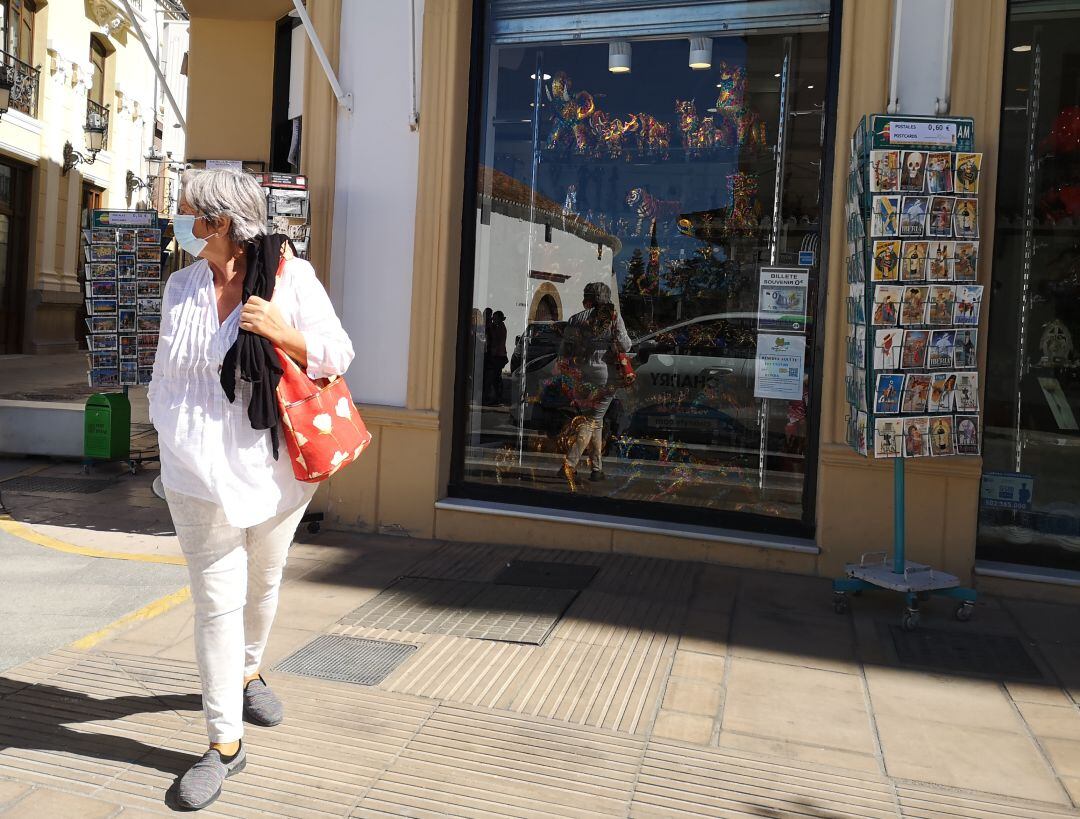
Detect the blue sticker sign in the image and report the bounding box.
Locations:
[980,471,1034,511]
[798,250,815,267]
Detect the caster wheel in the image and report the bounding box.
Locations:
[901,609,920,632]
[833,593,850,615]
[82,464,90,475]
[307,522,321,534]
[955,602,974,622]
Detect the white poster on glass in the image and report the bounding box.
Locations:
[754,333,806,401]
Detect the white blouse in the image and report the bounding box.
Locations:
[148,257,355,528]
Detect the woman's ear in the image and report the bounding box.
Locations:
[280,242,295,260]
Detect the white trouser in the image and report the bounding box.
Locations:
[165,486,315,743]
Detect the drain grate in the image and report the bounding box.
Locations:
[339,576,579,645]
[273,635,418,685]
[494,560,599,590]
[0,476,113,494]
[888,625,1043,680]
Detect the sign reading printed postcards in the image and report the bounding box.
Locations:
[845,114,983,459]
[83,209,163,388]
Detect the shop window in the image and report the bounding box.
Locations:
[452,0,836,535]
[977,2,1080,571]
[89,36,106,107]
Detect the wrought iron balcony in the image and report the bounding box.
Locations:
[86,99,109,151]
[0,50,40,118]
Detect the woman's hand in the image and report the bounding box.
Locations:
[240,296,289,344]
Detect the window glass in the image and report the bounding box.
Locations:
[977,1,1080,570]
[89,37,106,106]
[456,1,833,530]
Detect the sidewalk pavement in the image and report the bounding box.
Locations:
[1,461,1080,817]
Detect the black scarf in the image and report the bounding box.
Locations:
[219,233,293,460]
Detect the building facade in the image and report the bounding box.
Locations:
[183,0,1080,595]
[0,0,188,356]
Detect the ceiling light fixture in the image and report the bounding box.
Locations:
[530,72,552,81]
[1012,44,1032,52]
[807,84,815,89]
[608,41,631,73]
[688,37,712,70]
[774,72,781,78]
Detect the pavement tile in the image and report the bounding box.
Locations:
[730,604,857,674]
[669,650,725,683]
[865,665,1025,731]
[1007,681,1077,707]
[1041,738,1080,779]
[1,786,118,818]
[651,710,714,745]
[722,657,877,755]
[661,677,723,716]
[716,729,882,774]
[0,779,32,806]
[1016,701,1080,741]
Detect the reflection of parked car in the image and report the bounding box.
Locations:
[511,312,774,448]
[510,321,565,376]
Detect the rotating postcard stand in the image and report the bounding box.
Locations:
[833,115,981,631]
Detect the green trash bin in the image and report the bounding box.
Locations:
[84,393,131,461]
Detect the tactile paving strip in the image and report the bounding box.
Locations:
[273,635,418,685]
[888,625,1044,680]
[338,576,579,645]
[0,476,113,494]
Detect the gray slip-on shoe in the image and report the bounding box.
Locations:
[175,742,246,811]
[243,675,284,727]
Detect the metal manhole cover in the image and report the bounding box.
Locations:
[494,560,599,590]
[0,476,113,494]
[273,635,417,685]
[888,625,1043,680]
[339,576,579,645]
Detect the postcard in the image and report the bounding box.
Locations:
[137,348,157,367]
[901,241,928,281]
[137,228,161,247]
[119,335,137,358]
[119,282,137,306]
[872,240,901,281]
[901,330,930,368]
[928,329,956,368]
[90,351,118,369]
[89,367,120,388]
[926,152,953,194]
[120,360,139,386]
[870,150,899,192]
[136,246,160,263]
[137,333,159,349]
[928,373,957,412]
[874,329,904,370]
[91,297,117,315]
[902,374,931,414]
[138,367,154,385]
[927,241,954,281]
[118,230,137,253]
[899,150,928,193]
[90,244,117,262]
[874,417,903,458]
[955,372,979,412]
[85,316,116,334]
[118,254,136,279]
[899,196,928,237]
[929,415,956,456]
[137,314,161,332]
[856,411,868,456]
[927,196,955,238]
[954,284,983,326]
[137,280,161,298]
[854,326,866,363]
[137,298,162,314]
[955,152,982,195]
[954,241,978,281]
[901,286,929,326]
[953,198,978,239]
[118,308,136,332]
[91,228,116,244]
[136,263,160,280]
[81,229,93,246]
[89,280,117,298]
[955,415,980,455]
[953,328,978,368]
[89,263,117,280]
[872,285,902,326]
[871,195,901,237]
[875,373,905,415]
[903,417,930,458]
[88,333,117,351]
[927,285,955,325]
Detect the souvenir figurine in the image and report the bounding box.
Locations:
[546,72,597,156]
[562,184,578,216]
[1039,318,1075,366]
[626,187,682,237]
[675,100,718,158]
[713,62,767,150]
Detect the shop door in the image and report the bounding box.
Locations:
[0,159,31,355]
[76,184,104,350]
[977,2,1080,571]
[452,0,837,537]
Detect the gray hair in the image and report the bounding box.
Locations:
[180,168,267,243]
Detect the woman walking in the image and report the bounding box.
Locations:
[148,168,354,810]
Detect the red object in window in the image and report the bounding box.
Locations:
[1041,106,1080,155]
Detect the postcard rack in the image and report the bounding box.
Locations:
[833,114,983,630]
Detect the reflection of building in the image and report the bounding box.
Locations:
[0,0,187,355]
[475,167,620,350]
[180,1,1080,595]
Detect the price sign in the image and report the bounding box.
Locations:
[888,120,957,146]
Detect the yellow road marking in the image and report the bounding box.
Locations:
[0,515,186,566]
[71,586,191,650]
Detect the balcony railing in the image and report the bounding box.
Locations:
[0,51,40,118]
[87,98,109,150]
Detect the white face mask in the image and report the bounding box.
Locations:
[173,214,219,257]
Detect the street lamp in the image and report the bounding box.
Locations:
[62,106,110,175]
[0,67,14,119]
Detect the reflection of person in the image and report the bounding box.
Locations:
[484,310,508,404]
[471,308,487,404]
[148,169,355,811]
[559,282,631,487]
